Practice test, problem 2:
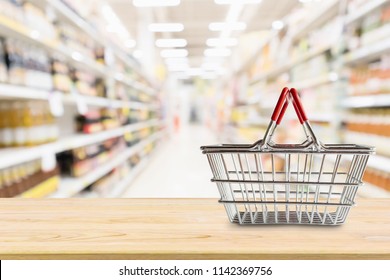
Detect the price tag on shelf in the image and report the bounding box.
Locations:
[48,91,64,117]
[71,85,88,115]
[41,149,56,172]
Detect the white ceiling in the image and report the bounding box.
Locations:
[107,0,300,66]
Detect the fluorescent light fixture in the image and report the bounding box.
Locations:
[206,38,238,47]
[204,48,232,57]
[156,39,187,48]
[272,20,284,30]
[160,49,188,58]
[125,39,136,48]
[149,23,184,32]
[133,0,180,7]
[209,22,246,31]
[215,0,262,4]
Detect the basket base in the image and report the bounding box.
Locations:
[232,211,344,225]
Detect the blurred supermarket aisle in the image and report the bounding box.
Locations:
[123,124,219,198]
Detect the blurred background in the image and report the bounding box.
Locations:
[0,0,389,199]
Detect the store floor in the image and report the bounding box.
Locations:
[123,124,219,198]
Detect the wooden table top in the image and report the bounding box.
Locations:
[0,198,389,259]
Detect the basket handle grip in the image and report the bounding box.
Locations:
[261,87,321,150]
[271,87,307,125]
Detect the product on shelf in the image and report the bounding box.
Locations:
[84,163,130,197]
[345,2,390,51]
[124,130,139,147]
[52,58,72,92]
[75,110,103,134]
[56,136,126,177]
[128,153,141,167]
[71,69,97,96]
[343,108,390,157]
[23,2,57,40]
[0,101,58,147]
[348,56,390,96]
[3,38,52,89]
[0,159,59,198]
[56,21,96,61]
[0,38,8,82]
[0,0,24,24]
[75,108,125,134]
[363,167,390,192]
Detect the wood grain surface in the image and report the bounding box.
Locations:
[0,198,389,259]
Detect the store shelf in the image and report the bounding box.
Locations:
[0,83,49,100]
[290,0,340,41]
[235,32,277,75]
[359,182,390,198]
[367,154,390,173]
[0,119,161,170]
[107,158,149,198]
[307,113,334,123]
[0,14,106,76]
[46,0,101,43]
[50,131,163,198]
[342,94,390,108]
[343,38,390,65]
[345,0,389,26]
[46,0,157,92]
[290,73,338,90]
[0,12,156,94]
[239,118,269,127]
[250,44,331,85]
[0,83,157,110]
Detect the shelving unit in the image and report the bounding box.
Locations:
[343,37,390,65]
[50,131,163,198]
[345,0,389,26]
[0,83,157,110]
[250,44,332,85]
[0,0,165,198]
[0,119,161,170]
[342,94,390,108]
[289,0,340,42]
[221,0,390,198]
[0,14,106,76]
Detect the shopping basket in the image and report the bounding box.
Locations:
[201,87,374,225]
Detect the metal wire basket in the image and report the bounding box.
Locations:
[201,88,374,225]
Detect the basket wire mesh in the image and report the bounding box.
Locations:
[201,88,374,225]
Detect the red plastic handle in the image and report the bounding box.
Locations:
[271,87,289,122]
[271,87,308,125]
[290,88,308,123]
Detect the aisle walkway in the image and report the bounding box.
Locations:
[123,124,220,198]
